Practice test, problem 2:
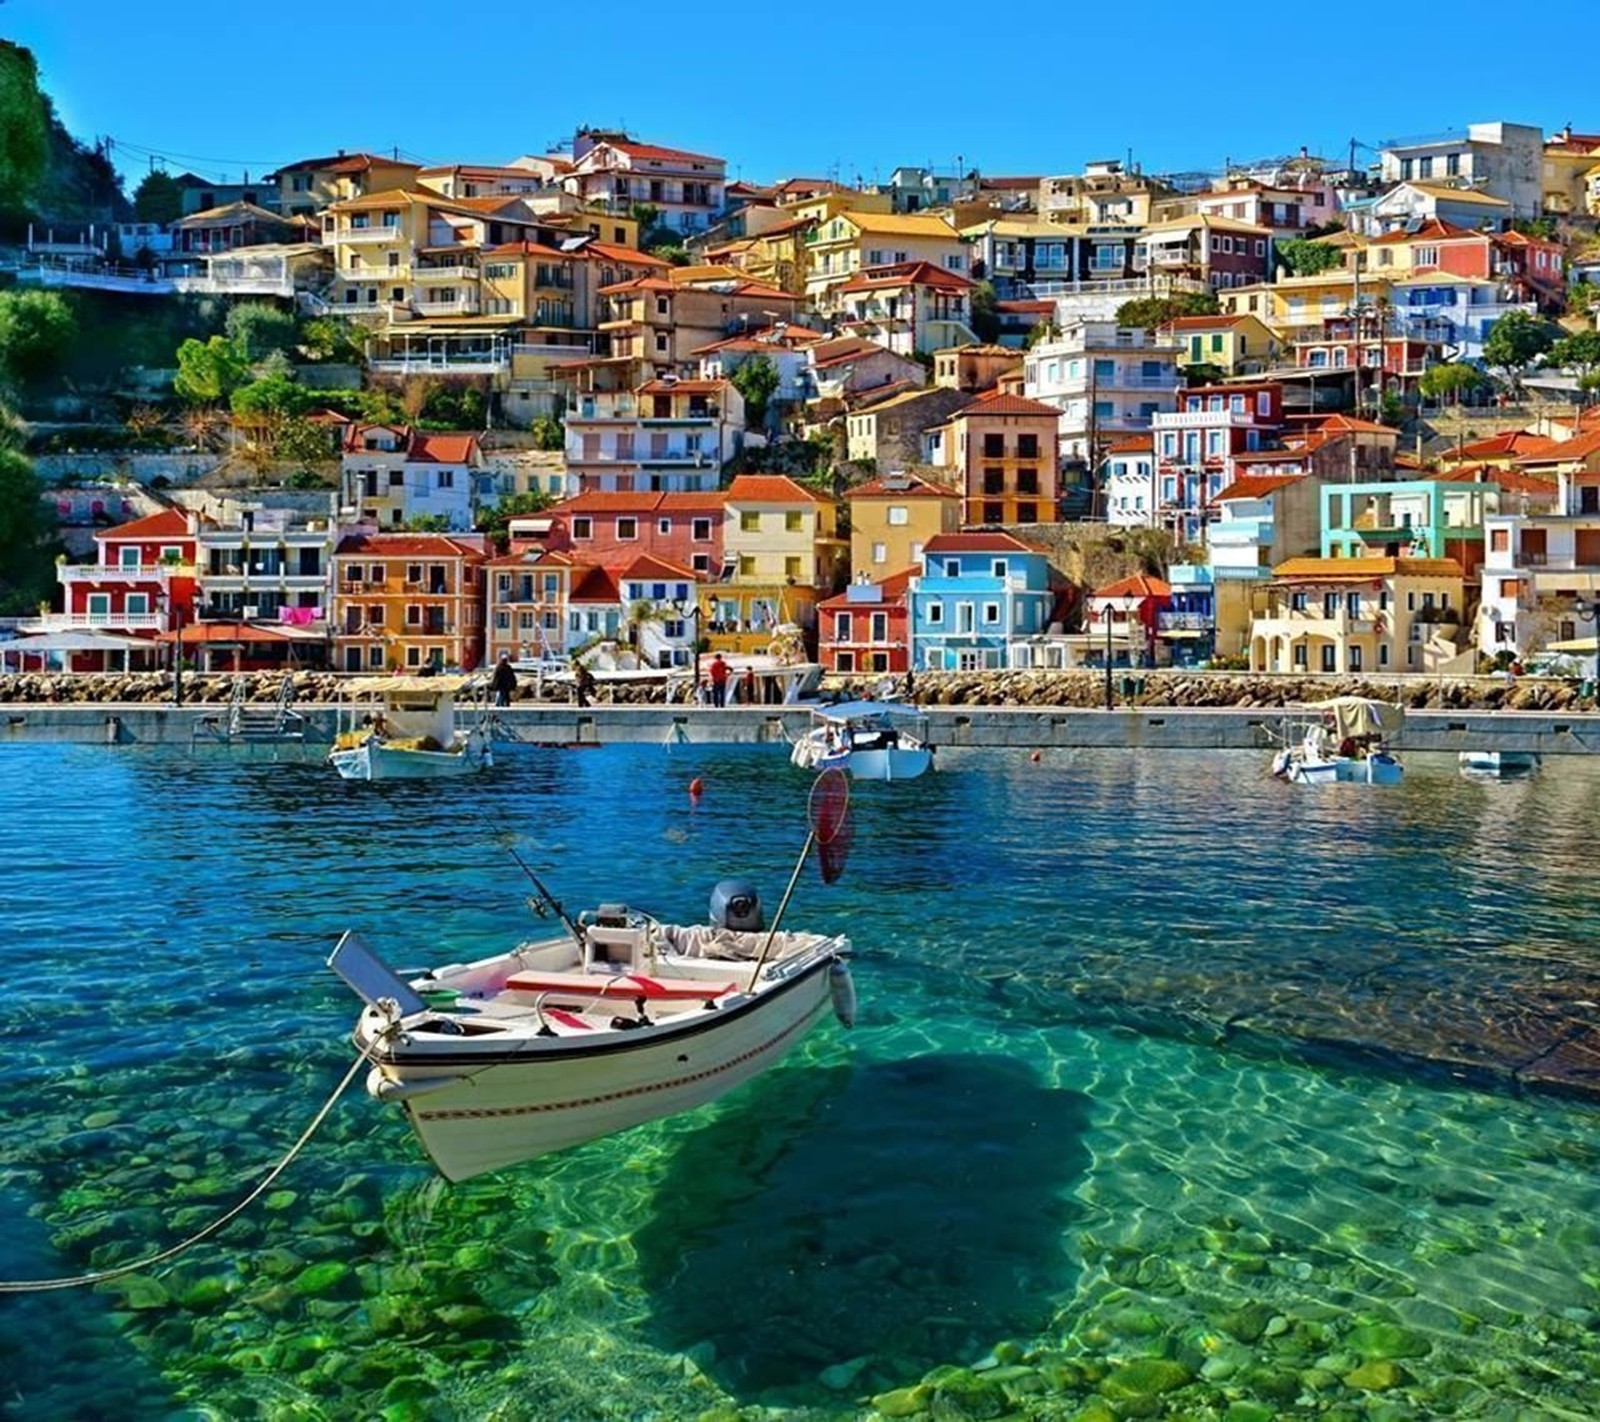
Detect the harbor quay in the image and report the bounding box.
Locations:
[4,698,1599,754]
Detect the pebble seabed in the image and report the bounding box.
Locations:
[3,740,1600,1421]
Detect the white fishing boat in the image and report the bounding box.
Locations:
[1459,749,1541,778]
[328,772,857,1180]
[327,675,492,781]
[1269,696,1405,786]
[790,699,933,781]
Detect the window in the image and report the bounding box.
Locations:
[617,518,638,540]
[784,555,802,579]
[887,505,908,526]
[691,517,711,541]
[1401,158,1415,181]
[982,602,1001,624]
[983,433,1004,457]
[983,467,1005,494]
[926,603,944,626]
[872,541,888,564]
[1418,156,1434,180]
[785,510,803,532]
[983,502,1004,523]
[1446,153,1461,177]
[572,517,592,540]
[836,612,854,642]
[1290,591,1309,612]
[740,510,760,532]
[738,555,756,577]
[1018,434,1039,458]
[1017,502,1038,523]
[1321,645,1336,672]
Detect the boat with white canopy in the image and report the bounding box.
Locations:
[327,675,492,781]
[1269,696,1405,786]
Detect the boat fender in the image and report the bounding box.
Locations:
[689,776,705,800]
[828,960,857,1029]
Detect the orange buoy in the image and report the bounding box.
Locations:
[689,776,705,800]
[1030,750,1042,762]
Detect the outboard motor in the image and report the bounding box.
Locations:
[709,878,764,932]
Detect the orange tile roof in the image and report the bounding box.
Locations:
[924,531,1040,554]
[1369,218,1475,246]
[954,389,1061,419]
[1272,556,1462,580]
[658,491,729,511]
[1514,429,1600,463]
[604,139,724,167]
[1093,573,1170,600]
[548,491,672,514]
[849,473,958,499]
[1213,474,1302,501]
[1105,434,1154,454]
[835,260,975,294]
[409,432,480,463]
[335,533,487,558]
[583,241,673,268]
[569,566,621,602]
[1447,429,1558,460]
[725,474,832,504]
[818,567,916,609]
[98,508,195,541]
[619,553,700,582]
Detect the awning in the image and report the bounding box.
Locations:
[0,629,154,654]
[159,622,314,645]
[1543,636,1599,653]
[1160,629,1210,640]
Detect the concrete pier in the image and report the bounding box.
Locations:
[3,702,1599,754]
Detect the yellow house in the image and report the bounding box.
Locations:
[1223,272,1394,340]
[1249,555,1467,675]
[270,152,422,218]
[1162,313,1281,376]
[714,474,845,646]
[329,531,490,673]
[846,471,961,577]
[803,211,966,308]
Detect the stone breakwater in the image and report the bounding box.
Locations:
[0,668,1589,713]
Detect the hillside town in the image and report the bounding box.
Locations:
[6,83,1600,687]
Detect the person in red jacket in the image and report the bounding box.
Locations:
[708,653,730,707]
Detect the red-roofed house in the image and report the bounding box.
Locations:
[817,569,915,675]
[538,489,726,577]
[41,508,201,671]
[925,389,1061,525]
[483,549,603,666]
[1160,312,1281,377]
[1088,573,1171,667]
[1151,383,1286,544]
[832,261,979,357]
[1206,472,1325,659]
[268,152,423,217]
[908,531,1056,671]
[715,475,846,651]
[330,532,491,672]
[563,131,726,235]
[617,554,702,670]
[340,424,483,530]
[847,470,962,576]
[597,271,804,375]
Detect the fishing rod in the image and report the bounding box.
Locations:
[507,846,585,945]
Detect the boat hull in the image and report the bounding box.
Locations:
[379,959,838,1180]
[329,733,488,781]
[1459,751,1540,778]
[846,746,932,781]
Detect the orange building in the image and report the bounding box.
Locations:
[330,532,490,673]
[929,389,1061,526]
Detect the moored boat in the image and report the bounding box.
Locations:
[1269,696,1405,786]
[327,675,492,781]
[790,700,932,781]
[328,772,857,1179]
[1459,749,1541,778]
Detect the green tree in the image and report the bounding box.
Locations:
[174,335,251,404]
[0,429,59,614]
[300,315,364,363]
[1418,361,1489,407]
[970,280,1001,343]
[476,490,554,549]
[730,354,781,428]
[1482,311,1558,395]
[1116,292,1221,330]
[225,302,299,363]
[530,413,565,451]
[230,372,315,418]
[0,289,77,386]
[133,170,183,225]
[0,43,50,221]
[1183,362,1227,387]
[1550,330,1600,380]
[1275,238,1343,276]
[1024,320,1057,348]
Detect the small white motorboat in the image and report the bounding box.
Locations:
[329,773,857,1180]
[1269,696,1405,786]
[327,675,492,781]
[790,699,932,781]
[1459,749,1541,778]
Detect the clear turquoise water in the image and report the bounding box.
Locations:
[3,742,1600,1420]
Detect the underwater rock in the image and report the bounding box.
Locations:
[925,1366,1007,1420]
[871,1385,930,1417]
[106,1273,170,1310]
[1345,1322,1432,1361]
[1098,1357,1192,1402]
[291,1260,352,1297]
[819,1356,869,1390]
[1342,1359,1406,1391]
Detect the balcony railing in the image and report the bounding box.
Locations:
[1158,610,1213,630]
[31,612,165,631]
[413,264,474,281]
[414,296,480,314]
[57,562,194,582]
[336,227,403,244]
[1154,409,1260,429]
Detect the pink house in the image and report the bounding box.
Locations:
[539,490,727,578]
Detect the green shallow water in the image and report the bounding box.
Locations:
[2,743,1600,1420]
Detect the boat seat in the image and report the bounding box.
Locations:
[583,924,648,975]
[505,969,737,1003]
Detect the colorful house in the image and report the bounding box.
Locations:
[1087,573,1171,669]
[329,532,490,672]
[1321,478,1497,579]
[340,425,482,531]
[1151,383,1285,544]
[816,570,914,675]
[617,555,702,671]
[926,389,1062,526]
[832,261,978,356]
[715,475,845,648]
[1250,556,1468,675]
[1206,474,1322,658]
[1023,321,1179,464]
[561,133,727,236]
[907,531,1054,671]
[269,151,423,217]
[843,388,968,470]
[1161,313,1281,377]
[846,471,962,578]
[563,378,745,494]
[803,211,965,308]
[540,490,726,578]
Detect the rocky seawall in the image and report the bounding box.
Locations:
[0,668,1586,714]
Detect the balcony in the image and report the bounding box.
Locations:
[1154,409,1260,429]
[414,295,480,315]
[32,612,165,631]
[57,562,194,582]
[338,267,405,283]
[1158,610,1213,631]
[413,264,474,282]
[336,227,403,244]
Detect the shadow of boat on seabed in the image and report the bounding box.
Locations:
[633,1051,1090,1406]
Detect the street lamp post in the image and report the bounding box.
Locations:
[1103,604,1114,711]
[673,598,702,696]
[1576,595,1600,697]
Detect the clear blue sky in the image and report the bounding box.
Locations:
[8,0,1598,190]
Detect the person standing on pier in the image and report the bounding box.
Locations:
[708,653,730,707]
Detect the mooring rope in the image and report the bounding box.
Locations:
[0,1051,369,1294]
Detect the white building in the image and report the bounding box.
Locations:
[1378,122,1544,221]
[562,132,726,235]
[564,379,744,493]
[1023,321,1179,463]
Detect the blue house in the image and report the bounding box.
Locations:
[908,531,1055,671]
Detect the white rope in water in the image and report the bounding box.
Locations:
[0,1051,370,1294]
